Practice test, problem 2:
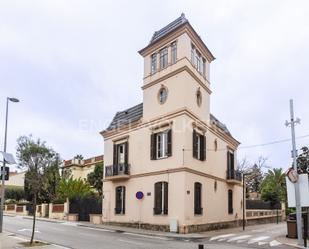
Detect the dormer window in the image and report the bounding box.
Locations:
[151,53,157,74]
[171,41,177,64]
[160,47,168,69]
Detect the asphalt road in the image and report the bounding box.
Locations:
[3,216,294,249]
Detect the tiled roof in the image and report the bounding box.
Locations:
[105,103,143,131]
[150,13,188,44]
[105,103,231,136]
[210,114,231,136]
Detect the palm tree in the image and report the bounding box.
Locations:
[260,168,286,205]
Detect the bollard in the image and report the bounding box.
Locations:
[198,245,204,249]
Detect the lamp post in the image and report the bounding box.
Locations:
[0,97,19,233]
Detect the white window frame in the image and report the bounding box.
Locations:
[160,47,168,70]
[151,53,157,74]
[171,41,177,64]
[197,134,201,160]
[117,143,125,164]
[156,131,168,159]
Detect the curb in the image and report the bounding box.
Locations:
[77,224,207,240]
[22,216,65,224]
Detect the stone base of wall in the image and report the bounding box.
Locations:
[103,217,282,234]
[184,220,242,233]
[247,216,282,226]
[104,222,170,232]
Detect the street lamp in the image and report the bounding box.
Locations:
[0,97,19,233]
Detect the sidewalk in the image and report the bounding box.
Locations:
[0,232,60,249]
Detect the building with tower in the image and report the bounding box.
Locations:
[100,14,242,233]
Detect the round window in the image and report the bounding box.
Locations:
[158,86,168,104]
[196,89,202,106]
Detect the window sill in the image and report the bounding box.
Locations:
[155,156,169,160]
[114,213,126,216]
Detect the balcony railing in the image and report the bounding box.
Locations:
[105,164,130,179]
[226,169,242,182]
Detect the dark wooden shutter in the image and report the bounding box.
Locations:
[228,189,233,214]
[163,182,168,215]
[227,151,230,171]
[194,182,202,214]
[113,144,118,165]
[122,186,126,214]
[154,182,162,214]
[124,142,128,164]
[193,130,198,159]
[150,133,157,160]
[200,135,206,161]
[167,129,172,157]
[230,152,234,171]
[115,186,121,214]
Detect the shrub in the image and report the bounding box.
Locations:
[5,186,25,201]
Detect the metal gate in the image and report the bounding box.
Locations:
[69,196,102,221]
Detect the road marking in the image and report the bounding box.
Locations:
[62,222,78,226]
[269,240,282,247]
[118,239,145,246]
[79,226,116,233]
[258,241,268,245]
[227,235,252,242]
[18,228,41,233]
[248,236,270,244]
[210,233,235,241]
[123,232,169,240]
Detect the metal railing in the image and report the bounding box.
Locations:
[226,169,242,181]
[105,164,130,177]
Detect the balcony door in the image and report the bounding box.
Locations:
[113,142,128,166]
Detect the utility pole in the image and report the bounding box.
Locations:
[286,99,303,246]
[0,97,19,233]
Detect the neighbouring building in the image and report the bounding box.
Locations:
[100,14,242,233]
[62,155,104,180]
[6,171,25,187]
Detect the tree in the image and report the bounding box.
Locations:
[87,163,103,195]
[57,178,92,200]
[246,163,264,193]
[241,156,267,194]
[260,168,286,204]
[74,154,84,160]
[297,146,309,174]
[16,135,59,244]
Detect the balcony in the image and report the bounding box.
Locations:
[105,164,130,181]
[226,169,242,184]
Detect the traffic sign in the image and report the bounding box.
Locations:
[0,167,9,181]
[136,191,144,200]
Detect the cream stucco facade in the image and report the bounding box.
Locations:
[101,14,243,233]
[62,155,104,181]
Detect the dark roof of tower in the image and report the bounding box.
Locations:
[104,103,231,136]
[149,13,188,44]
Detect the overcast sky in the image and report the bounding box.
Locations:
[0,0,308,171]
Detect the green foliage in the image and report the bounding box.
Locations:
[57,178,92,200]
[87,163,103,195]
[297,146,309,174]
[260,168,286,203]
[5,186,25,201]
[16,135,61,244]
[74,154,84,160]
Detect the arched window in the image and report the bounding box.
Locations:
[154,182,168,215]
[194,182,203,215]
[115,186,126,214]
[228,189,233,214]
